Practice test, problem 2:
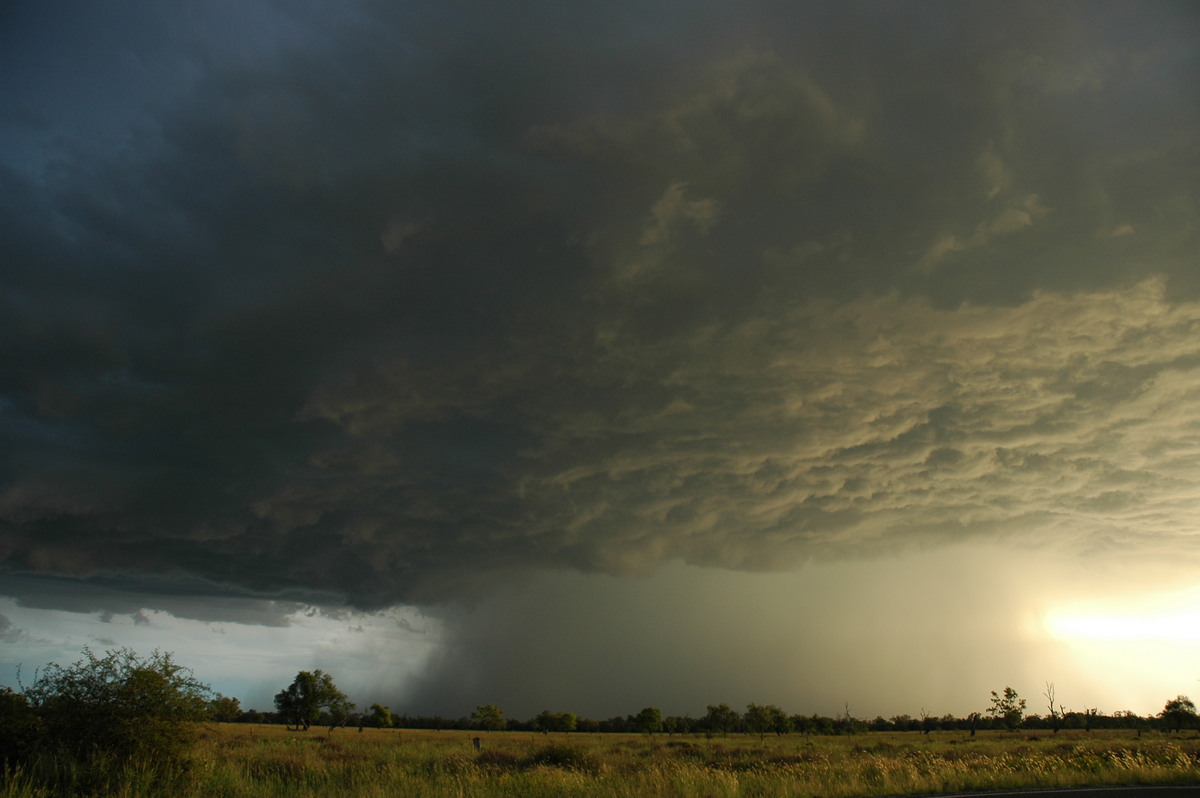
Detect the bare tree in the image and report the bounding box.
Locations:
[1044,682,1066,735]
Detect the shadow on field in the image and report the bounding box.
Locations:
[475,743,603,774]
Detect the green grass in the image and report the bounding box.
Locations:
[4,726,1198,797]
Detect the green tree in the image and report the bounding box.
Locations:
[1160,695,1197,732]
[24,647,212,765]
[744,703,788,739]
[534,710,578,733]
[635,706,663,735]
[768,704,793,735]
[209,693,241,723]
[369,702,393,728]
[987,686,1026,731]
[472,704,506,731]
[274,670,353,732]
[705,703,739,737]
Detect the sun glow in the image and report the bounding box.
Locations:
[1043,588,1200,642]
[1045,609,1200,641]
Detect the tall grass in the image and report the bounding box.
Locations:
[3,726,1197,797]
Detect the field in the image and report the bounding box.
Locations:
[4,725,1199,797]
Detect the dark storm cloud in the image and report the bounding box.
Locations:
[0,573,309,627]
[1,1,1198,611]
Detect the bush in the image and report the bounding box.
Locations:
[0,687,41,766]
[22,647,213,766]
[526,743,602,773]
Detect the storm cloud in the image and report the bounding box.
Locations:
[1,0,1198,715]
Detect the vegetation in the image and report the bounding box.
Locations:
[472,704,506,732]
[987,686,1027,731]
[3,648,1198,796]
[1162,696,1198,733]
[367,703,394,729]
[635,706,664,735]
[274,671,354,732]
[3,724,1198,798]
[1,648,212,795]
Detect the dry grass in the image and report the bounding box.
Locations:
[4,725,1198,797]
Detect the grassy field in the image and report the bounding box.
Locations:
[4,725,1198,797]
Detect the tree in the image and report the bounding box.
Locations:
[987,686,1026,731]
[472,704,506,731]
[209,693,241,723]
[635,706,663,735]
[23,647,212,765]
[705,703,739,737]
[274,670,353,732]
[534,710,577,733]
[369,702,393,729]
[745,703,789,739]
[1160,695,1197,733]
[1043,682,1065,734]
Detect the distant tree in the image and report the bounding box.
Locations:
[274,670,353,732]
[705,703,738,737]
[744,703,790,739]
[767,704,792,736]
[369,703,393,728]
[791,714,817,735]
[635,706,663,735]
[810,714,835,735]
[209,693,241,723]
[744,703,772,739]
[1160,695,1197,732]
[23,647,211,766]
[472,704,506,731]
[531,709,578,733]
[988,686,1026,731]
[1043,682,1065,734]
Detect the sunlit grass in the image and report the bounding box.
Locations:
[4,725,1198,797]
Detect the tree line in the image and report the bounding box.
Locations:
[3,647,1197,787]
[233,677,1196,739]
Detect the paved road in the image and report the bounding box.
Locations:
[935,788,1200,798]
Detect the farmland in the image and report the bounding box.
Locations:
[5,724,1197,797]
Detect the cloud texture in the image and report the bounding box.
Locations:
[1,1,1198,708]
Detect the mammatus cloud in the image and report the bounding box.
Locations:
[297,277,1200,579]
[6,275,1198,609]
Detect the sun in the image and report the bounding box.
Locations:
[1035,584,1200,714]
[1044,608,1200,641]
[1043,588,1200,642]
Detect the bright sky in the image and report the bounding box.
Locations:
[1,0,1198,721]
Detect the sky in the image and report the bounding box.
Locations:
[1,0,1198,722]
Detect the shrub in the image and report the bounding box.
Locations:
[22,647,212,766]
[0,687,41,766]
[526,743,602,773]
